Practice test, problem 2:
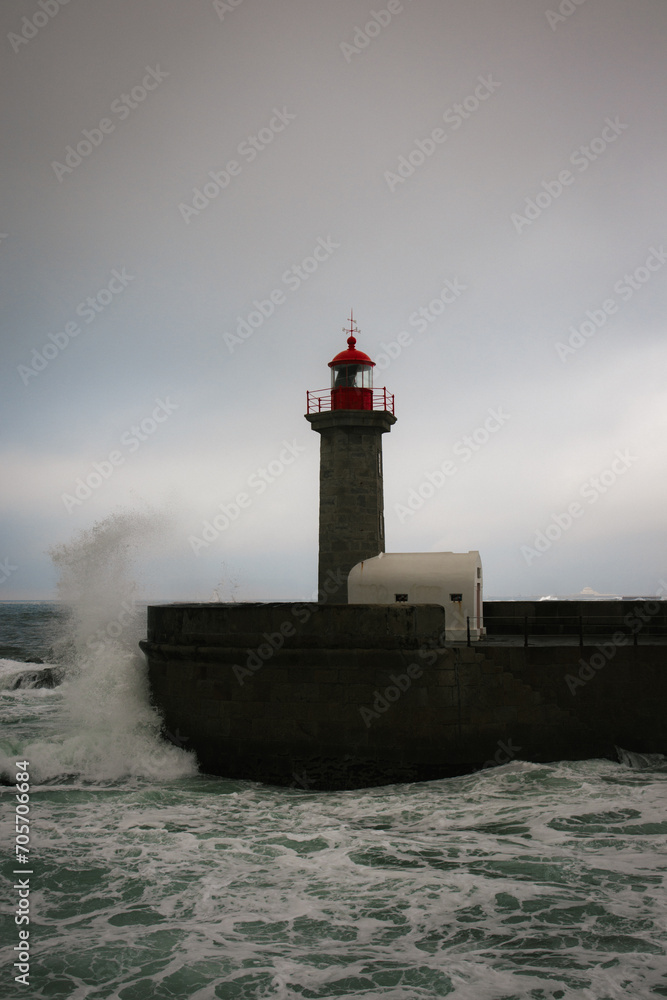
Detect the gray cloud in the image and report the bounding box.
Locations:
[1,0,666,599]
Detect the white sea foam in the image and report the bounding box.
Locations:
[3,760,663,999]
[5,510,197,782]
[0,657,54,682]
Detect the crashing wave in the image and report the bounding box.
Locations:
[616,745,667,770]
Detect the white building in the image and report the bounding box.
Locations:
[347,551,484,640]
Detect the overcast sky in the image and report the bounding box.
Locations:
[1,0,666,602]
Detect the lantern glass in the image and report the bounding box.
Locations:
[331,363,373,389]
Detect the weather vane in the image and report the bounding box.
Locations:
[343,309,360,345]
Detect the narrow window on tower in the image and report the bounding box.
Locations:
[377,450,382,476]
[379,512,384,540]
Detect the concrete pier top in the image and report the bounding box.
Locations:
[147,602,446,649]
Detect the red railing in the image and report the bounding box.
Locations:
[306,388,395,414]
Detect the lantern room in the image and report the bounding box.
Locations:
[306,313,395,415]
[329,316,375,410]
[329,317,374,411]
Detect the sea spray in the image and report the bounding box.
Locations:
[50,509,153,656]
[21,509,197,781]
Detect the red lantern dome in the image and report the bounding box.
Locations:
[328,313,374,410]
[305,312,395,415]
[328,335,375,370]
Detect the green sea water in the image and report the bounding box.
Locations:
[1,601,667,1000]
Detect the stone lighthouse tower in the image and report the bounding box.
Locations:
[305,314,396,602]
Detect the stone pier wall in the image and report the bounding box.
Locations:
[484,599,667,634]
[142,602,667,790]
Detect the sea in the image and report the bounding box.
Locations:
[1,526,667,999]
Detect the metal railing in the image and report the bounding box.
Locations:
[465,614,667,647]
[306,388,395,414]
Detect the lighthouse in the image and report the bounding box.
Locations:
[305,314,396,602]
